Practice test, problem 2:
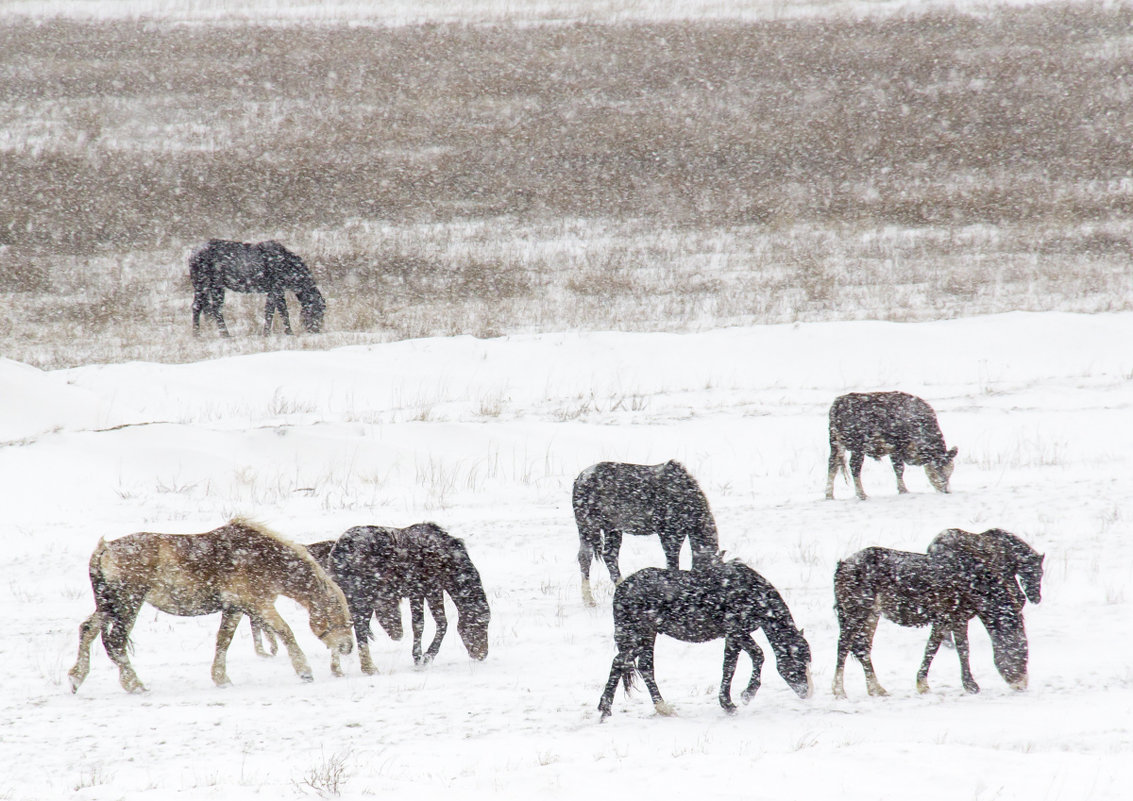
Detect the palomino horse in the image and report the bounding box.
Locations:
[598,557,813,719]
[189,239,325,337]
[832,545,1029,698]
[68,520,353,693]
[323,523,491,674]
[572,460,720,606]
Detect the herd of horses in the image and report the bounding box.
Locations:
[72,304,1045,719]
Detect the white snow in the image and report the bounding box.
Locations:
[2,311,1131,799]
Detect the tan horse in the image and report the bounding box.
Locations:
[68,519,353,694]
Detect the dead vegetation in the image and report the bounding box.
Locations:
[2,3,1132,368]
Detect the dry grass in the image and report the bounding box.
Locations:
[3,3,1132,368]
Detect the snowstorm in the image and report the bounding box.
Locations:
[1,1,1132,799]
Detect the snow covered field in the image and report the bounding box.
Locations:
[2,311,1131,799]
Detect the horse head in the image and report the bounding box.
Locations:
[299,286,325,333]
[309,577,354,656]
[456,598,491,661]
[772,626,814,700]
[981,605,1029,690]
[925,446,959,493]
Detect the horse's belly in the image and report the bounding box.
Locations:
[877,596,932,627]
[145,583,224,617]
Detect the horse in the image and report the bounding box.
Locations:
[189,239,325,337]
[597,558,813,720]
[826,391,957,500]
[831,545,1029,698]
[927,528,1044,610]
[573,460,720,606]
[67,519,353,694]
[321,523,490,674]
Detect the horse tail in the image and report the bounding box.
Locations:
[88,539,136,654]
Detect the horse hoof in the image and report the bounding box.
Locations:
[721,703,737,715]
[740,689,757,704]
[300,672,314,683]
[654,701,676,717]
[916,679,930,694]
[963,683,980,695]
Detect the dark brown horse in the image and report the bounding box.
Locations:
[321,523,490,674]
[68,520,353,693]
[190,239,325,337]
[832,545,1029,698]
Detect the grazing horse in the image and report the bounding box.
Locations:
[322,523,491,674]
[573,460,719,606]
[189,239,325,337]
[928,528,1044,610]
[832,546,1029,698]
[598,558,813,720]
[826,391,958,500]
[67,520,353,693]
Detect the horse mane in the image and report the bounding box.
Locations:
[226,517,338,589]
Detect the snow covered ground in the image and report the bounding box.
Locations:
[2,311,1131,799]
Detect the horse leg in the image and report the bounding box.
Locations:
[409,594,427,666]
[577,523,600,606]
[250,615,278,657]
[638,637,673,716]
[600,530,623,587]
[255,605,314,682]
[421,586,447,665]
[277,294,293,335]
[953,623,980,694]
[349,607,380,675]
[67,611,105,693]
[916,624,947,693]
[891,456,908,494]
[661,532,682,572]
[192,295,204,337]
[102,602,147,693]
[825,440,844,499]
[849,450,868,500]
[211,608,243,687]
[852,611,887,696]
[832,603,856,698]
[598,650,631,721]
[737,633,765,704]
[718,634,742,713]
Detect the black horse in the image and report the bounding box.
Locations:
[189,239,325,337]
[832,546,1029,698]
[927,528,1044,610]
[320,523,490,674]
[573,460,719,606]
[598,558,813,719]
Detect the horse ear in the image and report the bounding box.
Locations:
[947,446,958,459]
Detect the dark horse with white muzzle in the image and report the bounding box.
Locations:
[189,239,325,336]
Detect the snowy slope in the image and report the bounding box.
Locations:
[2,312,1131,800]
